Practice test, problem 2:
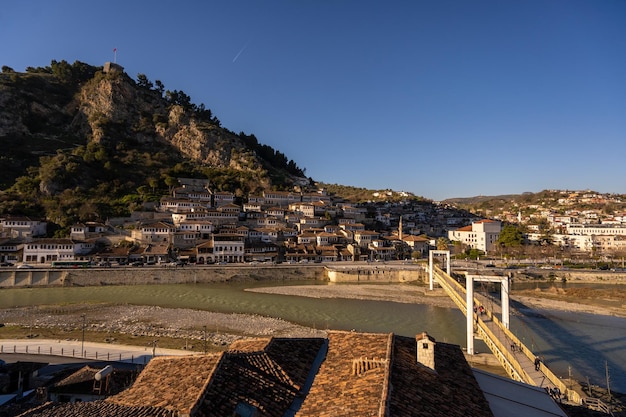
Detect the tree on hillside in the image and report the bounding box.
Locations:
[136,73,153,89]
[537,218,554,245]
[497,224,524,247]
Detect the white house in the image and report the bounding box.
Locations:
[448,219,502,253]
[132,221,175,244]
[1,216,47,238]
[211,233,245,263]
[354,230,380,248]
[70,222,109,241]
[0,238,22,265]
[23,239,77,264]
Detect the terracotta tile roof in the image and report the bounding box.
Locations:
[296,331,392,416]
[107,354,223,415]
[198,337,326,417]
[52,365,100,387]
[49,365,137,397]
[16,334,494,417]
[296,331,493,417]
[16,401,178,417]
[388,335,494,417]
[227,337,272,353]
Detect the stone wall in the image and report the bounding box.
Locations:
[509,268,626,283]
[326,266,427,283]
[0,266,325,288]
[2,264,622,289]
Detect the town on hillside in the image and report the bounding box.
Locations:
[1,183,625,268]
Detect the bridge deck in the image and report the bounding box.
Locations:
[431,266,582,404]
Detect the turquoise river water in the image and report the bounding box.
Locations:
[0,280,624,392]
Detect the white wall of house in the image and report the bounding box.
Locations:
[23,240,76,264]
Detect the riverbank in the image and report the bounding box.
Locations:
[1,281,624,348]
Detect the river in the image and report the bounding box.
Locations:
[0,281,624,392]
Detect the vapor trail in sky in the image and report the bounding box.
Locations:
[232,41,250,63]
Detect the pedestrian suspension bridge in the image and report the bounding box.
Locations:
[428,250,584,405]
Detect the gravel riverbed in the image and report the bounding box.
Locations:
[1,283,624,347]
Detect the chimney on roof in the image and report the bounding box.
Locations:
[416,332,436,372]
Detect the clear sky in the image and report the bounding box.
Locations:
[2,1,625,200]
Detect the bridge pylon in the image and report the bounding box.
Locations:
[428,250,450,291]
[464,274,510,355]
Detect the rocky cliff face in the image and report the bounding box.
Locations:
[0,62,303,224]
[76,73,266,175]
[0,66,276,192]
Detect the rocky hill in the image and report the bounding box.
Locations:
[0,60,307,230]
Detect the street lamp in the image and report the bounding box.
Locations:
[80,314,86,358]
[203,325,207,354]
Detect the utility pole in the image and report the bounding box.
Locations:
[81,314,86,358]
[606,361,612,399]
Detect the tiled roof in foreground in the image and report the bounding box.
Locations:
[389,335,494,417]
[15,401,177,417]
[198,337,326,417]
[296,331,493,417]
[16,332,497,417]
[296,332,392,416]
[107,354,223,415]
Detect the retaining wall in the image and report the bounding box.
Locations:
[0,264,428,288]
[325,266,426,283]
[0,266,325,288]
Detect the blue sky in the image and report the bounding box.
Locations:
[2,1,625,200]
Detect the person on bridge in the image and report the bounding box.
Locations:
[534,356,541,371]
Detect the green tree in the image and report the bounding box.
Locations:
[148,177,159,193]
[436,237,449,251]
[136,73,153,89]
[497,224,524,247]
[154,80,165,95]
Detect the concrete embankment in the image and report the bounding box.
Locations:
[0,264,430,288]
[0,266,325,288]
[508,268,626,283]
[3,263,626,288]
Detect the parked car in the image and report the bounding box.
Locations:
[130,261,144,267]
[0,262,12,267]
[17,264,33,269]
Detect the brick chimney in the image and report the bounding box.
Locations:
[416,332,436,372]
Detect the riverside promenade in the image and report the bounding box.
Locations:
[0,338,197,365]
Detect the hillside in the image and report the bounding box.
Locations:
[443,189,626,223]
[0,60,307,230]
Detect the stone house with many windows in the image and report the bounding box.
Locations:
[0,216,47,239]
[23,239,79,264]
